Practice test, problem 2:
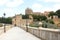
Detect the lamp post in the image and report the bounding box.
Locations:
[26,15,29,32]
[15,14,16,26]
[3,13,6,33]
[26,19,28,32]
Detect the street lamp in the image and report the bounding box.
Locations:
[15,14,16,26]
[3,13,6,33]
[26,15,29,32]
[26,19,28,32]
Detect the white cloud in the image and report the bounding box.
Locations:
[32,6,55,12]
[53,4,60,10]
[32,3,42,9]
[6,0,24,7]
[0,0,24,17]
[40,4,60,12]
[0,8,21,17]
[31,3,43,12]
[44,0,60,2]
[32,3,55,12]
[32,3,60,12]
[42,7,53,12]
[0,0,7,6]
[0,0,24,7]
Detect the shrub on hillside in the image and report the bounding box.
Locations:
[29,22,40,28]
[0,23,3,27]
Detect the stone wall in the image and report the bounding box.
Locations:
[0,24,13,35]
[12,14,33,27]
[20,26,60,40]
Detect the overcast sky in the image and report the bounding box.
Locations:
[0,0,60,17]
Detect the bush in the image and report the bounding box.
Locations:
[49,20,54,24]
[46,19,54,24]
[0,23,3,27]
[42,21,58,29]
[42,24,47,28]
[29,22,40,28]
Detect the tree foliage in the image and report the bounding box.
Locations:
[31,14,47,21]
[48,11,56,19]
[48,19,54,24]
[0,17,12,24]
[22,14,29,19]
[55,9,60,18]
[48,9,60,18]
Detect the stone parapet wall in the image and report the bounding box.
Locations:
[20,26,60,40]
[0,24,13,35]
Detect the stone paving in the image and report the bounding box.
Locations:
[0,27,41,40]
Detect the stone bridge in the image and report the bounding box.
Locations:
[0,25,60,40]
[0,27,40,40]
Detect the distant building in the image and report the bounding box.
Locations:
[12,14,33,27]
[43,11,49,16]
[12,8,60,27]
[53,15,60,25]
[25,8,33,15]
[25,8,43,15]
[33,12,43,15]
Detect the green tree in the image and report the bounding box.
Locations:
[39,15,47,21]
[22,14,29,19]
[48,19,54,24]
[31,14,47,21]
[48,11,55,19]
[55,9,60,18]
[0,17,12,24]
[5,17,12,24]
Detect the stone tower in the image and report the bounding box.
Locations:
[25,8,33,15]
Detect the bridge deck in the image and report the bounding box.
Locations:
[0,27,41,40]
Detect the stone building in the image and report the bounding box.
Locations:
[25,8,42,15]
[12,8,60,27]
[53,16,60,27]
[12,14,33,27]
[12,14,22,26]
[25,8,33,15]
[12,8,50,27]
